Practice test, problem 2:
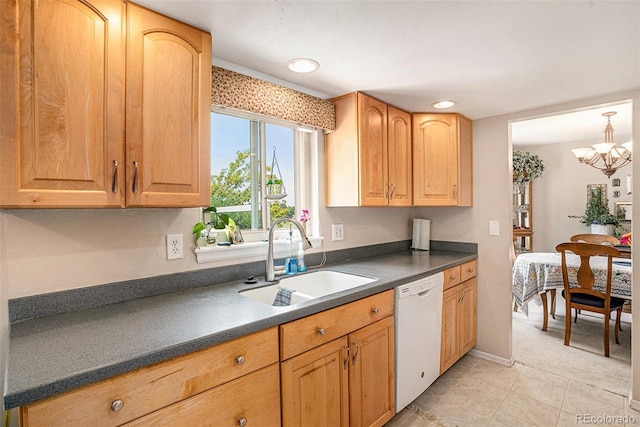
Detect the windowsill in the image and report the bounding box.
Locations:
[194,236,324,264]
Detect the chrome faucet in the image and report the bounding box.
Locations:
[266,217,312,282]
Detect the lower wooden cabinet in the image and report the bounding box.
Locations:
[123,364,281,427]
[440,263,477,374]
[281,292,395,427]
[20,327,279,427]
[281,337,350,427]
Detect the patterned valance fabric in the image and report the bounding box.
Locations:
[211,66,335,131]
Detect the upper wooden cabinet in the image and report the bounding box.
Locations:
[387,106,413,206]
[0,0,126,208]
[0,0,211,208]
[325,92,412,207]
[412,113,473,206]
[126,2,211,207]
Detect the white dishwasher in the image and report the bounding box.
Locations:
[395,272,444,412]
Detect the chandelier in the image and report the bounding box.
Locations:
[571,111,632,178]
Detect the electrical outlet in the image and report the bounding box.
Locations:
[166,234,183,260]
[331,224,344,241]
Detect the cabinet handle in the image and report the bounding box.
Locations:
[352,342,359,366]
[372,307,380,315]
[385,184,390,200]
[459,290,466,303]
[453,184,457,200]
[238,417,247,427]
[236,355,245,365]
[343,346,350,370]
[111,399,124,412]
[390,183,396,200]
[111,160,118,193]
[467,268,474,273]
[450,275,456,281]
[317,327,325,336]
[132,161,139,194]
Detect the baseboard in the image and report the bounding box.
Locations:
[628,393,640,411]
[468,348,514,367]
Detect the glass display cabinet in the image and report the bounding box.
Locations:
[513,181,533,254]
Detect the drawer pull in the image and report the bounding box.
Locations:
[450,275,456,281]
[467,268,474,273]
[238,417,248,427]
[317,327,325,336]
[372,307,380,315]
[236,356,245,365]
[111,399,124,412]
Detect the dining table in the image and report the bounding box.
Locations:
[512,252,632,331]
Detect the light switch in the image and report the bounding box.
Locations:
[489,220,500,236]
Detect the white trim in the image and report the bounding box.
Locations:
[468,348,515,367]
[629,393,640,411]
[195,236,324,264]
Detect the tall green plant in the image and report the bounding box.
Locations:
[580,186,619,226]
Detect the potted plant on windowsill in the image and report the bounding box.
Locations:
[580,186,619,235]
[193,207,236,247]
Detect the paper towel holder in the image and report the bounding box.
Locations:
[412,218,430,251]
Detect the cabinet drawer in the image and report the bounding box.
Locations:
[123,364,281,427]
[460,260,477,282]
[280,290,394,360]
[443,265,461,290]
[21,327,278,427]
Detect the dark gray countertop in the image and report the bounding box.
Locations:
[5,248,476,409]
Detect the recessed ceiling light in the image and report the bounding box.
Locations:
[286,58,319,73]
[432,100,456,109]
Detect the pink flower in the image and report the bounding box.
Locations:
[620,232,632,246]
[299,209,310,223]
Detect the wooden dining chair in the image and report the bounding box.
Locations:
[555,242,624,357]
[570,234,620,246]
[568,234,621,323]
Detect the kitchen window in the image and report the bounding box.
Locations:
[199,108,320,262]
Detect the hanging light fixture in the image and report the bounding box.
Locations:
[571,111,632,178]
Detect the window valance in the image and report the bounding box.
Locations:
[211,66,335,132]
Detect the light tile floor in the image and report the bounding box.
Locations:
[386,355,640,427]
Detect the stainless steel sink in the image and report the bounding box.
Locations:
[239,270,377,306]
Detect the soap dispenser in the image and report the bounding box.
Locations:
[286,226,298,275]
[297,242,307,272]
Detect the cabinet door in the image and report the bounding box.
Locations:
[126,3,211,207]
[413,114,458,206]
[123,364,281,427]
[387,106,412,206]
[281,337,350,427]
[0,0,125,208]
[349,316,395,427]
[440,286,460,374]
[459,278,478,355]
[358,93,388,206]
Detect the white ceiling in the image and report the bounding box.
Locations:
[134,0,639,143]
[512,101,634,146]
